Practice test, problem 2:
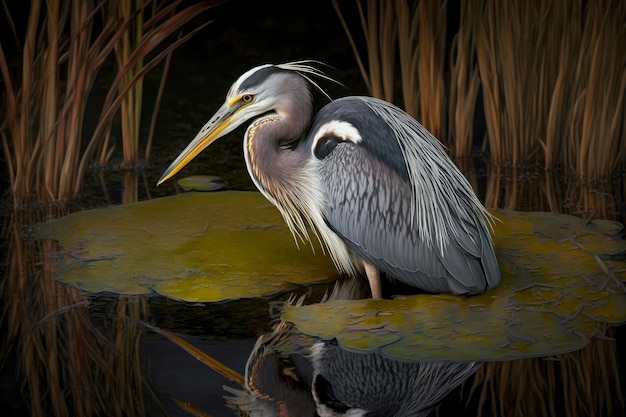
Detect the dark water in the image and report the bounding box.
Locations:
[1,1,625,416]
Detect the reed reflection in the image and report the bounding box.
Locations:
[1,206,154,417]
[472,169,625,417]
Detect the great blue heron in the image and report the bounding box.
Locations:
[158,61,501,298]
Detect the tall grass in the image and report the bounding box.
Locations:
[415,0,446,139]
[0,1,219,415]
[478,0,626,213]
[333,0,448,141]
[475,0,626,179]
[335,0,625,190]
[334,1,626,416]
[332,0,397,103]
[0,0,216,205]
[475,1,552,170]
[448,0,480,160]
[574,1,626,182]
[109,0,146,168]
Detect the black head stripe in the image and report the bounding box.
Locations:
[239,66,284,91]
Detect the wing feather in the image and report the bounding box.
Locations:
[310,97,500,294]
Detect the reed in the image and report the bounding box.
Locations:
[0,0,216,205]
[448,0,480,159]
[394,0,420,118]
[415,0,446,139]
[0,1,219,415]
[333,0,448,140]
[332,0,397,102]
[574,1,626,182]
[543,1,583,171]
[475,1,550,170]
[110,0,146,167]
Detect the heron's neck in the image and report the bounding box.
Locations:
[243,110,360,278]
[244,110,309,201]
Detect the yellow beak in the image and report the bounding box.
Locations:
[157,104,239,186]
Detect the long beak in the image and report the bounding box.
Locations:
[157,103,241,186]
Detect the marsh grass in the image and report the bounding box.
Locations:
[332,0,448,140]
[476,0,626,182]
[573,1,626,182]
[0,0,215,204]
[335,0,625,185]
[0,1,218,415]
[332,0,397,103]
[335,1,626,416]
[448,0,480,160]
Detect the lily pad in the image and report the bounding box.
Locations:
[177,175,226,191]
[35,191,338,302]
[282,210,626,362]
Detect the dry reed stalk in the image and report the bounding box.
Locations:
[474,0,501,172]
[111,0,145,166]
[332,0,371,93]
[543,1,583,171]
[448,0,480,160]
[576,1,626,182]
[395,0,420,118]
[332,0,397,102]
[0,0,217,205]
[416,0,446,140]
[476,1,555,170]
[145,33,179,162]
[378,1,397,102]
[123,171,140,204]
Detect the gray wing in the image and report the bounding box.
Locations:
[311,97,500,294]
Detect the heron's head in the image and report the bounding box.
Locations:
[157,62,325,185]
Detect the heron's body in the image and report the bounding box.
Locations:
[159,62,501,298]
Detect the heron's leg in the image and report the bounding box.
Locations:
[363,261,381,299]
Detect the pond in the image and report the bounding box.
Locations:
[1,1,626,417]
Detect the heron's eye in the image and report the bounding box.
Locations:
[241,94,253,103]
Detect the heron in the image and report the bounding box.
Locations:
[158,61,501,298]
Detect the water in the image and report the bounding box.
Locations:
[2,0,625,416]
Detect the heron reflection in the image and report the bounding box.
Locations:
[159,61,500,299]
[224,278,480,417]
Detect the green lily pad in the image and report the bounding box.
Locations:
[35,191,338,302]
[36,194,626,361]
[282,210,626,362]
[177,175,226,191]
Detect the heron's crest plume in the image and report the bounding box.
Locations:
[274,60,342,101]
